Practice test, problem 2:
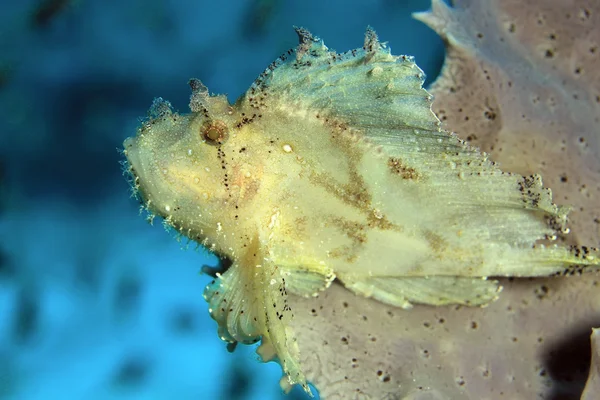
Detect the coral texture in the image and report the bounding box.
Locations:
[582,328,600,400]
[293,277,600,399]
[287,1,600,399]
[416,0,600,246]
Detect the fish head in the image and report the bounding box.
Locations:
[123,94,246,245]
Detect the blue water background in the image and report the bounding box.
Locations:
[0,1,444,399]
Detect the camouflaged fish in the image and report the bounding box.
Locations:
[122,27,600,395]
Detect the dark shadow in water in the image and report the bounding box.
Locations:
[10,76,153,204]
[542,320,597,400]
[11,285,39,345]
[111,354,151,387]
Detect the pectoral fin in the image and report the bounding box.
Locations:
[279,263,336,298]
[339,274,502,308]
[202,237,311,395]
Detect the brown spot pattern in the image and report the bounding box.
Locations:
[388,157,421,180]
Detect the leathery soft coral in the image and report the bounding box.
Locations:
[287,1,600,399]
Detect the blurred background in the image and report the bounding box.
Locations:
[0,1,444,399]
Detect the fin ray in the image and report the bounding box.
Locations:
[279,263,336,298]
[340,274,502,308]
[203,237,311,395]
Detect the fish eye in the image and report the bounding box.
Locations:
[201,120,229,145]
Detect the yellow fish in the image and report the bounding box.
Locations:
[122,27,600,395]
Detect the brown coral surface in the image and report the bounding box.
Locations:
[289,1,600,399]
[293,277,599,399]
[417,0,600,247]
[582,328,600,400]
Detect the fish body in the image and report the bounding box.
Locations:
[123,28,600,394]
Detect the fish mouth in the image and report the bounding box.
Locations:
[122,135,193,221]
[122,137,141,182]
[122,136,153,206]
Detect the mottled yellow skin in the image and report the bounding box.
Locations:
[123,28,600,394]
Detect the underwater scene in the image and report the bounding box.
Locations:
[1,0,600,399]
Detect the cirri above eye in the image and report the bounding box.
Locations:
[201,119,229,145]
